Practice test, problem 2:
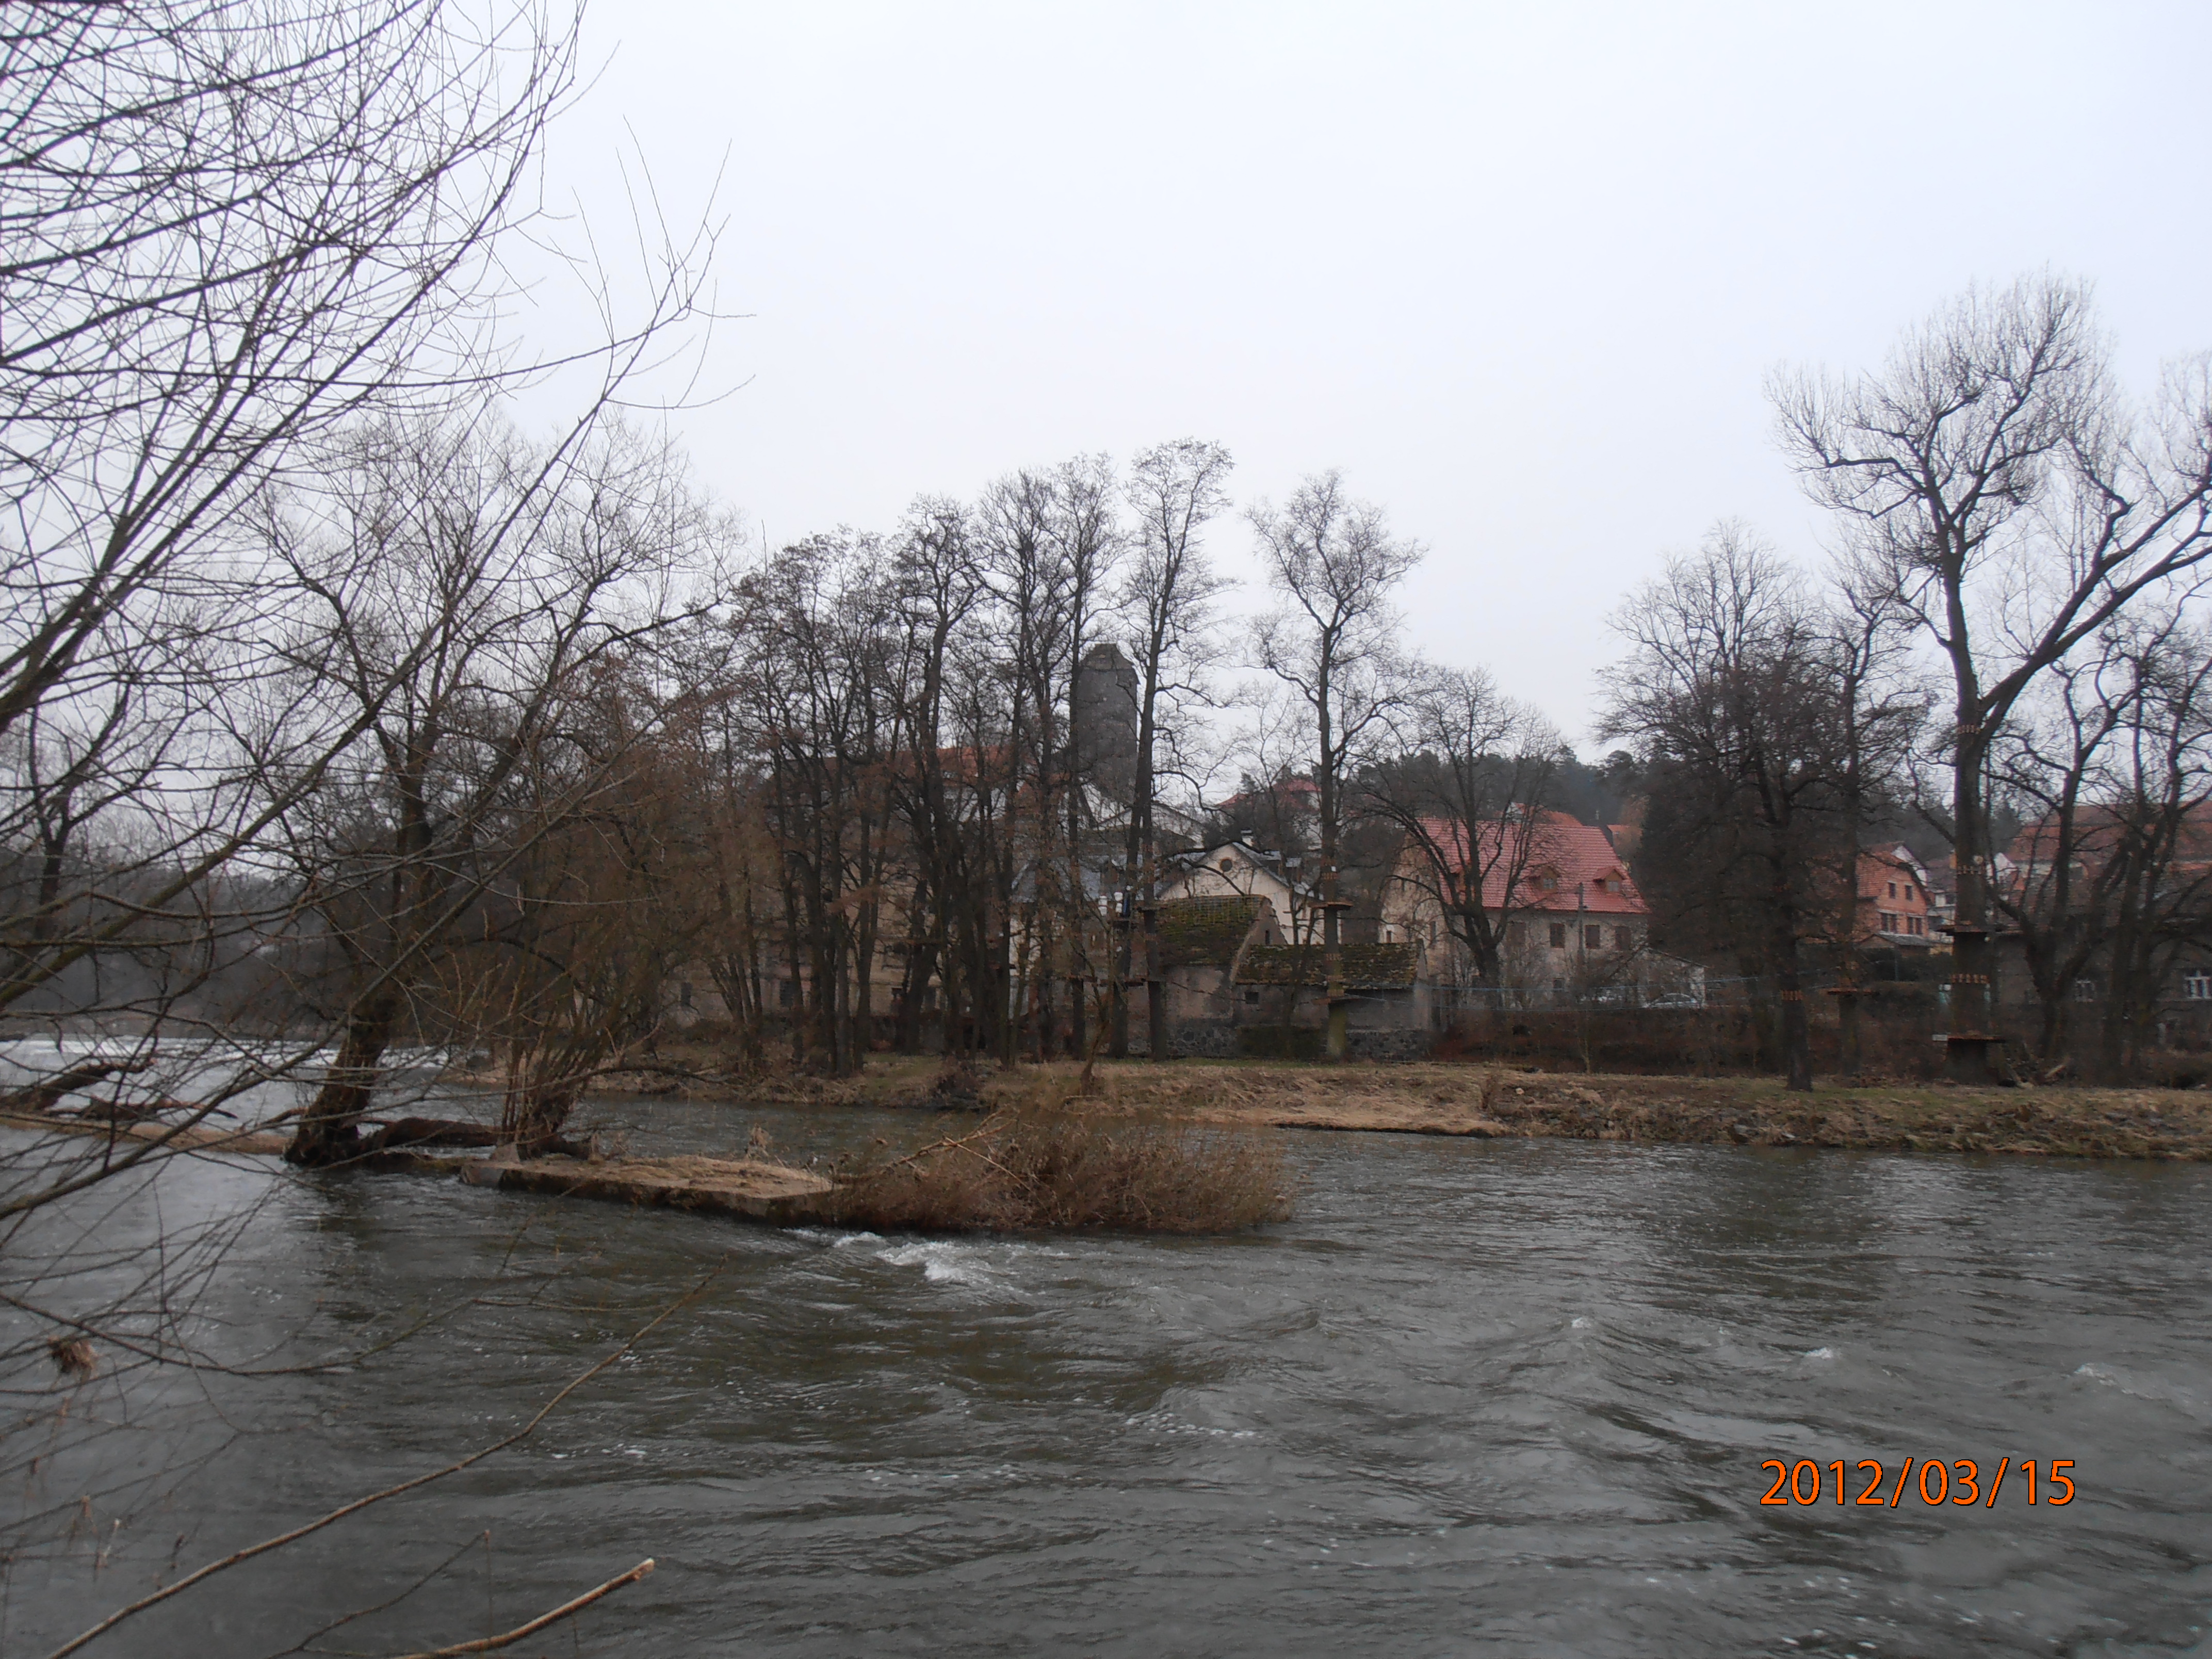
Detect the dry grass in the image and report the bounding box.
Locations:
[892,1060,2212,1160]
[824,1098,1292,1234]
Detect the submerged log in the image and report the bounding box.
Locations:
[461,1153,833,1224]
[0,1111,291,1154]
[362,1116,505,1151]
[0,1057,152,1116]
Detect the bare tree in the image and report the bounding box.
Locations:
[732,532,900,1075]
[1602,525,1849,1091]
[264,411,714,1164]
[1994,604,2212,1073]
[1988,643,2135,1061]
[883,499,987,1055]
[1819,560,1927,1074]
[0,2,721,1642]
[1049,456,1125,1057]
[1116,439,1233,1059]
[1773,273,2212,1078]
[1363,666,1562,987]
[0,0,715,1175]
[979,469,1075,1064]
[2094,616,2212,1073]
[1249,470,1420,1058]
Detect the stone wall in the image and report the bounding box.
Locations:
[1343,1028,1436,1063]
[1132,1021,1435,1062]
[1126,1021,1241,1060]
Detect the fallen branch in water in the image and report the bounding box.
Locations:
[361,1116,506,1151]
[41,1273,715,1659]
[0,1057,152,1116]
[386,1558,656,1657]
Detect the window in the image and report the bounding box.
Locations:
[1887,881,1897,899]
[2187,974,2212,1001]
[1540,873,1559,891]
[678,981,694,1010]
[1615,926,1633,951]
[2073,979,2097,1003]
[1906,883,1917,900]
[1552,975,1566,990]
[1244,990,1261,1005]
[1549,923,1567,948]
[1219,857,1235,872]
[1584,925,1602,950]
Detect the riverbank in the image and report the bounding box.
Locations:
[593,1050,2212,1161]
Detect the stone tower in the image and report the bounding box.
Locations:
[1072,641,1139,799]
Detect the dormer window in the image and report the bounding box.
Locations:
[1539,873,1559,892]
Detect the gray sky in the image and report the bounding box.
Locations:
[535,1,2212,745]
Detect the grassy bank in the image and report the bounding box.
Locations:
[598,1048,2212,1162]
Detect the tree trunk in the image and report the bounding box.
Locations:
[287,1004,396,1166]
[1946,728,1997,1081]
[1109,910,1130,1057]
[1836,983,1862,1078]
[1771,901,1812,1091]
[1323,864,1347,1061]
[1144,903,1167,1062]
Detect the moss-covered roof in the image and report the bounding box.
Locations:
[1152,895,1267,967]
[1233,941,1419,990]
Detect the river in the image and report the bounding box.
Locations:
[5,1101,2208,1656]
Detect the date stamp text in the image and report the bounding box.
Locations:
[1760,1457,2075,1508]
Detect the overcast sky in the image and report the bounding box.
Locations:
[532,2,2212,747]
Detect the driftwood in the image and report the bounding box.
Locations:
[0,1111,293,1156]
[361,1117,507,1152]
[0,1057,152,1116]
[62,1094,223,1126]
[462,1154,833,1223]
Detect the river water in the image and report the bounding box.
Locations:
[5,1101,2209,1657]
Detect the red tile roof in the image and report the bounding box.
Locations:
[1411,814,1648,915]
[2008,803,2212,873]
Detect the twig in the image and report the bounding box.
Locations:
[863,1112,1008,1177]
[42,1274,714,1659]
[262,1532,488,1657]
[383,1559,655,1657]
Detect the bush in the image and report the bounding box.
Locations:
[824,1103,1292,1234]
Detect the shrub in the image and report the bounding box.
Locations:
[824,1102,1291,1234]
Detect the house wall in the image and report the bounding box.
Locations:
[1158,851,1314,944]
[1859,852,1932,944]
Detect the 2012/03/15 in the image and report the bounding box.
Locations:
[1760,1458,2075,1508]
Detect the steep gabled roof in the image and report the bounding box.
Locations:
[1152,895,1269,968]
[2008,802,2212,874]
[1405,814,1649,915]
